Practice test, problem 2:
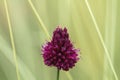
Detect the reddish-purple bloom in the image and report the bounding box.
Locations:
[42,26,79,71]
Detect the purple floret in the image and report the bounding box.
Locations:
[42,26,79,71]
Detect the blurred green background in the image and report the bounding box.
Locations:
[0,0,120,80]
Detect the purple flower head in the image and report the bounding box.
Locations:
[42,26,80,71]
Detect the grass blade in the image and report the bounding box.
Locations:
[84,0,118,80]
[4,0,20,80]
[65,72,73,80]
[103,0,118,80]
[0,36,36,80]
[28,0,50,38]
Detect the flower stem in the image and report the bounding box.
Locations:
[57,69,60,80]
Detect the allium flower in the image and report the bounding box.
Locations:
[42,26,79,71]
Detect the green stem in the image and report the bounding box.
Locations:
[57,69,60,80]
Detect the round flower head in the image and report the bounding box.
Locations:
[42,26,79,71]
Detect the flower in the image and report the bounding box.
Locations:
[42,26,79,71]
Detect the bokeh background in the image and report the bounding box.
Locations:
[0,0,120,80]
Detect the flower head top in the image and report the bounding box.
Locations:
[42,26,79,71]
